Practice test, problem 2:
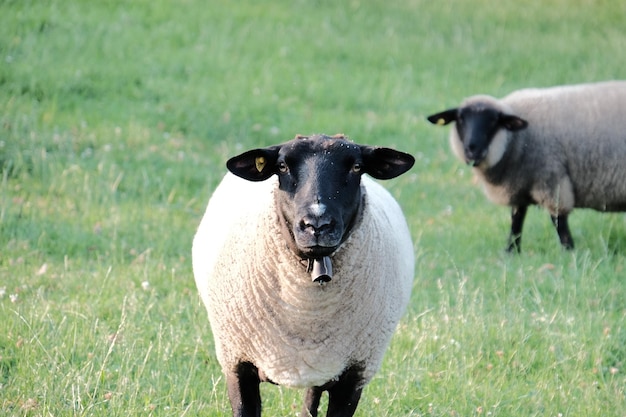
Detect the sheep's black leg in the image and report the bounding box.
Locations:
[551,214,574,250]
[227,362,262,417]
[507,205,528,253]
[325,365,364,417]
[302,386,323,417]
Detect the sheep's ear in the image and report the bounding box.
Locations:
[226,146,281,181]
[426,108,458,126]
[360,146,415,180]
[500,114,528,131]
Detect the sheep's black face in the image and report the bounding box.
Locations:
[427,100,528,167]
[274,137,365,258]
[226,134,415,259]
[456,106,503,166]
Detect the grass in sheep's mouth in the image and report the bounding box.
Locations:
[1,0,626,416]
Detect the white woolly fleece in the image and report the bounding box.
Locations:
[192,173,414,388]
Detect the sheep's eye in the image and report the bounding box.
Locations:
[352,163,362,173]
[278,162,288,173]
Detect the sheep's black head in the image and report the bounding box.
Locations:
[226,134,415,263]
[427,97,528,167]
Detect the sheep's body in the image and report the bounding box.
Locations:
[471,82,626,212]
[193,134,415,416]
[193,173,414,389]
[428,81,626,251]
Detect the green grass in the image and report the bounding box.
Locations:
[1,0,626,415]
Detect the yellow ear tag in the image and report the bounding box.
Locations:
[437,118,446,125]
[255,156,266,172]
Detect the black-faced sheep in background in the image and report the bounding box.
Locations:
[427,81,626,252]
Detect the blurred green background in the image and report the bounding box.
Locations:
[1,0,625,415]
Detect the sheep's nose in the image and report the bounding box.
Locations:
[299,199,332,233]
[299,216,333,236]
[466,141,480,156]
[465,143,482,162]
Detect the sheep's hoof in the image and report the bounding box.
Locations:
[505,243,522,253]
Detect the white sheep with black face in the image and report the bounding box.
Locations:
[428,81,626,252]
[192,134,415,417]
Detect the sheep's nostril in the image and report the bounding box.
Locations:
[298,219,314,236]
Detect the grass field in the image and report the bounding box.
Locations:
[2,0,626,415]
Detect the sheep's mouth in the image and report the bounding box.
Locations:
[464,145,488,167]
[465,152,487,167]
[293,226,343,258]
[297,244,337,259]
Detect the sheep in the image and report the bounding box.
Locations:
[192,134,416,417]
[427,80,626,252]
